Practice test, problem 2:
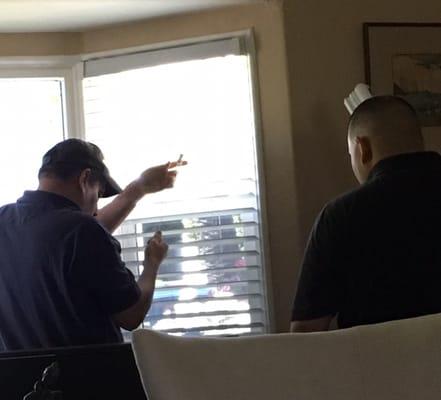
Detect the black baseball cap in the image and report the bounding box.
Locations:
[40,139,122,198]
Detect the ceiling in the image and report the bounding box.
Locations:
[0,0,266,33]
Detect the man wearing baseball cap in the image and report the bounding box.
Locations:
[0,138,182,350]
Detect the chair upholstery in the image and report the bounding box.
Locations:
[131,313,441,400]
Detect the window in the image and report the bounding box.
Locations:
[0,33,271,337]
[0,77,66,205]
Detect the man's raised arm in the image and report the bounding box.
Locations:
[96,161,185,233]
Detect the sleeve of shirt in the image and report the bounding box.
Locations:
[291,203,344,321]
[69,218,141,315]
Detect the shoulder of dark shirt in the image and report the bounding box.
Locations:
[59,210,122,254]
[64,210,112,239]
[0,202,118,255]
[319,181,376,225]
[0,202,17,214]
[33,204,113,242]
[0,202,98,228]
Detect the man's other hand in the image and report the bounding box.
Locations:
[113,231,168,331]
[144,231,168,271]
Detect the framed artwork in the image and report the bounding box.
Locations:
[364,23,441,151]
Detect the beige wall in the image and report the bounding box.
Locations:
[283,0,441,301]
[0,33,80,55]
[0,3,300,332]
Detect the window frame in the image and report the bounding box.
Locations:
[0,29,275,333]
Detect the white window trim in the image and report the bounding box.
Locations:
[0,29,275,333]
[243,32,276,332]
[0,56,85,140]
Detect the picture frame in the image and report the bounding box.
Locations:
[363,23,441,151]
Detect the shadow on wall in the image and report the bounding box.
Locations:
[293,99,356,246]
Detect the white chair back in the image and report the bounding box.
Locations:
[132,313,441,400]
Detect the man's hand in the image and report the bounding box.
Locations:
[144,231,168,271]
[134,160,187,197]
[290,316,333,333]
[96,160,186,233]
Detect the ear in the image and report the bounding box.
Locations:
[356,136,373,165]
[78,168,92,193]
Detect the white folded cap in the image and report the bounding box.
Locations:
[344,83,373,115]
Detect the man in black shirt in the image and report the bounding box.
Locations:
[291,96,441,332]
[0,139,181,350]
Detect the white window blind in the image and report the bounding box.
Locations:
[0,78,65,206]
[83,38,269,337]
[84,38,243,78]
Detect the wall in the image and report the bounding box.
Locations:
[0,3,300,332]
[0,33,80,55]
[283,0,441,303]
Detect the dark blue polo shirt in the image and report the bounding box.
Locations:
[292,151,441,328]
[0,191,140,351]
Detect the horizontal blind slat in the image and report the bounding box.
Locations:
[116,221,259,241]
[124,252,260,274]
[146,293,264,307]
[149,322,265,335]
[114,207,258,229]
[147,295,264,318]
[120,235,260,257]
[154,265,261,282]
[152,281,263,302]
[145,311,264,332]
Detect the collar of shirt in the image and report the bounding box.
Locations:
[17,190,81,211]
[367,151,441,182]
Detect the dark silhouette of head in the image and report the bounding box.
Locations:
[347,96,424,183]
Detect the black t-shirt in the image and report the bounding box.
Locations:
[0,190,141,351]
[292,151,441,328]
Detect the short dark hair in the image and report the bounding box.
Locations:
[348,96,420,138]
